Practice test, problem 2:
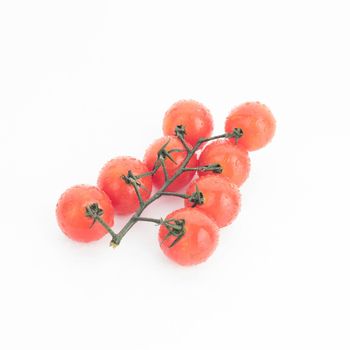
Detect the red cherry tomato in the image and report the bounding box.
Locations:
[185,175,241,228]
[198,139,250,187]
[225,102,276,151]
[158,208,219,266]
[56,185,114,243]
[163,100,213,147]
[144,136,198,191]
[97,156,152,215]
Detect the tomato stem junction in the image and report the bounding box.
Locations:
[85,203,119,246]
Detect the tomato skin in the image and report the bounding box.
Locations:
[97,156,152,215]
[185,175,241,228]
[144,136,198,191]
[225,102,276,151]
[198,139,250,187]
[56,185,114,243]
[163,100,213,147]
[158,208,219,266]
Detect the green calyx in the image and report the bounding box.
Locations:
[85,203,119,246]
[208,163,223,174]
[188,185,204,207]
[157,139,178,165]
[121,170,141,186]
[175,125,186,138]
[227,127,244,144]
[85,203,104,228]
[122,170,150,194]
[160,218,186,248]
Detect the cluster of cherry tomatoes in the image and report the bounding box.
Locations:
[56,100,276,266]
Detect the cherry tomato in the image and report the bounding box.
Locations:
[225,102,276,151]
[198,139,250,187]
[158,208,219,266]
[144,136,198,191]
[163,100,213,147]
[98,156,152,215]
[185,175,241,228]
[56,185,114,243]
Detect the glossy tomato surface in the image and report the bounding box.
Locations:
[185,175,241,228]
[98,156,152,215]
[198,139,250,187]
[56,185,114,242]
[158,208,219,266]
[163,100,213,147]
[144,136,198,191]
[225,102,276,151]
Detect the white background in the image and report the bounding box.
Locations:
[1,1,349,349]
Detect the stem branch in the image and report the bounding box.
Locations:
[95,217,118,243]
[159,192,190,199]
[130,181,144,206]
[136,217,162,224]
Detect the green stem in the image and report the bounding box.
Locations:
[136,217,162,224]
[183,164,222,173]
[178,134,191,153]
[160,159,169,181]
[159,192,189,199]
[135,170,155,179]
[135,162,161,179]
[95,216,119,245]
[200,132,228,143]
[130,181,144,206]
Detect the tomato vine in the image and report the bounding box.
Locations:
[85,127,243,248]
